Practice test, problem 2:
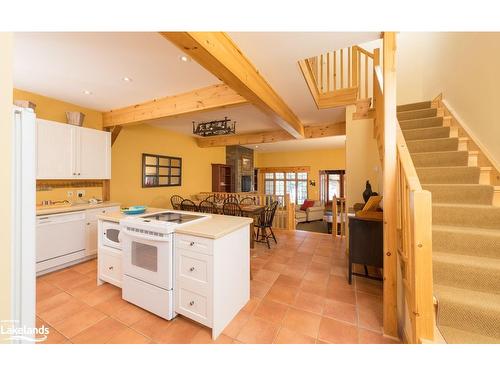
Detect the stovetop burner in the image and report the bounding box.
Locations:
[142,212,202,224]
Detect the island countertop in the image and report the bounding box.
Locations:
[98,209,253,240]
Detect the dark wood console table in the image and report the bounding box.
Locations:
[348,215,383,284]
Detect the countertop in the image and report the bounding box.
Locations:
[36,201,121,216]
[98,208,253,240]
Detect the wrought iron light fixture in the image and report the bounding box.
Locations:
[192,117,236,137]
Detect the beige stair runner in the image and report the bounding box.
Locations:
[397,101,500,344]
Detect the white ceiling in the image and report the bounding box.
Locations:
[248,135,346,153]
[228,32,380,125]
[148,103,277,135]
[13,32,219,111]
[14,32,377,152]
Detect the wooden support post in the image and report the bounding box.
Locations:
[382,32,398,338]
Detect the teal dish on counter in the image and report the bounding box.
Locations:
[121,205,147,215]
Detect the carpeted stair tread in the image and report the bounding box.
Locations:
[397,101,432,112]
[433,251,500,294]
[423,184,493,204]
[407,137,458,153]
[399,116,443,130]
[433,225,500,259]
[434,285,500,341]
[433,203,500,230]
[417,166,480,184]
[397,108,437,121]
[402,126,450,141]
[438,325,500,344]
[411,150,468,168]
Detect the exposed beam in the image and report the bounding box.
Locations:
[102,83,247,128]
[108,125,122,146]
[197,122,345,148]
[162,32,305,139]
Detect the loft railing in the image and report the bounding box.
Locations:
[299,45,375,109]
[195,192,295,230]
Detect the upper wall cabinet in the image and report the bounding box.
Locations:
[36,119,111,180]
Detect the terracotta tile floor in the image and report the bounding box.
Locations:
[35,229,399,344]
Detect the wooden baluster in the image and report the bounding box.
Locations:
[365,53,368,99]
[340,48,344,88]
[332,197,338,237]
[320,54,324,93]
[348,47,351,87]
[326,52,330,92]
[333,50,337,90]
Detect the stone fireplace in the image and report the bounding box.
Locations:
[226,145,254,192]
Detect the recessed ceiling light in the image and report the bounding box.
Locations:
[122,76,133,82]
[255,145,259,148]
[179,55,190,62]
[82,90,92,95]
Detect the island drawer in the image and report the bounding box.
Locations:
[175,234,213,255]
[176,286,211,326]
[177,249,210,284]
[99,248,122,287]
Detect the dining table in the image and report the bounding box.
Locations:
[191,201,265,249]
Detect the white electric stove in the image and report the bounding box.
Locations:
[119,211,209,319]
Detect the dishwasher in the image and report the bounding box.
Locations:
[36,211,86,273]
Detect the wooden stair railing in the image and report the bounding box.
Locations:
[395,126,434,343]
[373,47,384,164]
[299,45,375,109]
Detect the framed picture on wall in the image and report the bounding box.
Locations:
[241,156,252,171]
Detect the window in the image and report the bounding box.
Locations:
[319,170,345,203]
[264,170,308,204]
[142,153,182,188]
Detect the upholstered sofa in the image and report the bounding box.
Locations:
[295,200,325,223]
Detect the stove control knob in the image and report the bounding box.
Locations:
[189,267,195,272]
[189,301,195,306]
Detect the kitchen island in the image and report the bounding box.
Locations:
[97,209,252,339]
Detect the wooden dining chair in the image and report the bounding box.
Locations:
[223,195,239,204]
[180,199,198,212]
[255,201,279,249]
[239,196,256,205]
[222,202,242,216]
[170,194,184,210]
[199,199,218,214]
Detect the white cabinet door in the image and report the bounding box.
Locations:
[77,127,111,179]
[36,119,75,179]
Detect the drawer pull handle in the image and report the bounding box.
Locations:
[108,266,114,270]
[189,301,195,306]
[189,241,195,246]
[189,267,195,272]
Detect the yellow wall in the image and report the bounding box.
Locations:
[111,124,226,208]
[345,105,382,211]
[13,88,103,130]
[397,32,500,167]
[14,89,105,203]
[254,147,346,200]
[0,32,13,334]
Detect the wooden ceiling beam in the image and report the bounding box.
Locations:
[102,83,247,128]
[162,32,305,139]
[197,122,345,148]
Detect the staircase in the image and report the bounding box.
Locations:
[397,101,500,344]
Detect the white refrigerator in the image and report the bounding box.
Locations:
[10,106,36,343]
